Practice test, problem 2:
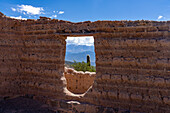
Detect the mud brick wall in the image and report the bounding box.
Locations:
[84,25,170,112]
[0,12,170,112]
[19,20,67,99]
[64,67,96,94]
[0,14,23,97]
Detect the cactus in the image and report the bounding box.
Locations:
[87,55,91,66]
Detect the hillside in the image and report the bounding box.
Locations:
[65,45,96,66]
[65,51,95,66]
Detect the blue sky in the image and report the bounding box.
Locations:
[0,0,169,22]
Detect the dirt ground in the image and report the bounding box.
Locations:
[0,96,55,113]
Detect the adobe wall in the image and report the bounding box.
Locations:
[0,13,23,97]
[64,67,96,94]
[86,29,170,112]
[20,21,67,99]
[0,13,67,100]
[0,12,169,112]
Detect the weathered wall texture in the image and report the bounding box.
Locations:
[85,26,170,112]
[64,67,96,94]
[0,13,67,100]
[0,12,170,112]
[0,13,23,97]
[20,22,67,99]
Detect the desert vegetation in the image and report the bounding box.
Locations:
[70,61,96,72]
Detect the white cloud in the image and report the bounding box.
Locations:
[66,36,94,46]
[158,15,163,20]
[58,11,64,14]
[10,16,27,20]
[11,7,16,11]
[53,11,55,13]
[50,15,57,18]
[16,5,44,15]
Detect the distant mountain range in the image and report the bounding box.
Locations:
[66,45,95,53]
[65,45,96,66]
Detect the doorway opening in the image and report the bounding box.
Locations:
[64,36,96,94]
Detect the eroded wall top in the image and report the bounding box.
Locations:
[1,12,169,37]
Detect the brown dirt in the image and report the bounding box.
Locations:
[0,96,55,113]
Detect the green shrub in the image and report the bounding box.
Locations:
[71,61,96,72]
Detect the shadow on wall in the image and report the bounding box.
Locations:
[64,67,96,94]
